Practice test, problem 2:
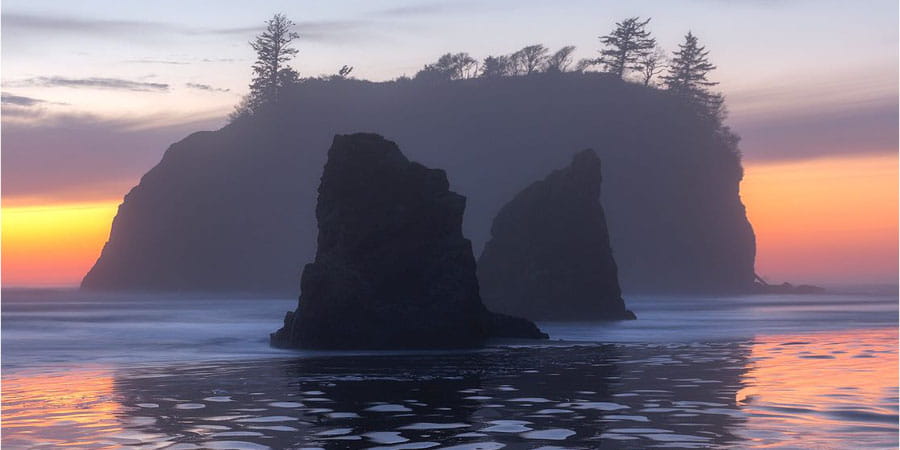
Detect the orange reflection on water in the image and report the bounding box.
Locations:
[2,368,132,448]
[736,327,899,448]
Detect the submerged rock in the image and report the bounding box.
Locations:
[478,149,635,321]
[271,133,546,349]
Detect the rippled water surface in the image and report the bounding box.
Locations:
[2,289,897,448]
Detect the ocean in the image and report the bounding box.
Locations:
[2,288,897,449]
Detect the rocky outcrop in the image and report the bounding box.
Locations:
[752,275,826,294]
[270,133,546,349]
[478,149,635,321]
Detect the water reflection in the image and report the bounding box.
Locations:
[3,329,896,449]
[736,328,898,448]
[1,369,127,448]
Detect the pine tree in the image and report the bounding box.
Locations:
[598,17,656,79]
[247,14,300,113]
[663,32,722,116]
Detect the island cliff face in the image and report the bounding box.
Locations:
[478,149,635,321]
[270,133,546,349]
[82,73,755,294]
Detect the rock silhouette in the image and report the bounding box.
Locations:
[82,73,755,295]
[270,133,546,349]
[478,149,635,321]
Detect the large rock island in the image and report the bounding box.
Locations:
[271,133,546,349]
[82,73,755,295]
[479,149,635,321]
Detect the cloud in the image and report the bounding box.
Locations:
[124,59,189,65]
[125,57,244,65]
[291,20,374,43]
[202,25,263,36]
[372,1,479,17]
[1,93,46,106]
[184,20,372,42]
[1,105,46,120]
[1,12,178,36]
[727,71,899,162]
[1,92,69,119]
[2,109,227,204]
[3,12,375,44]
[15,76,169,92]
[185,83,230,93]
[733,98,899,162]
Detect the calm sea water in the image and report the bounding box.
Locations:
[2,288,897,449]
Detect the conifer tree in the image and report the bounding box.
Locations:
[246,14,300,113]
[598,17,656,79]
[663,32,722,115]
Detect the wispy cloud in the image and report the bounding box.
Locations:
[372,1,479,17]
[2,105,46,120]
[15,76,169,92]
[3,12,375,43]
[294,20,368,42]
[185,83,230,93]
[2,109,227,204]
[124,59,190,65]
[1,93,46,106]
[2,13,177,36]
[735,99,899,162]
[726,70,899,161]
[125,57,243,65]
[2,12,248,36]
[2,93,68,119]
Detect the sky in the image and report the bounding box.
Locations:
[1,0,898,286]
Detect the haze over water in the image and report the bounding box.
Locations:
[1,2,897,449]
[3,289,896,448]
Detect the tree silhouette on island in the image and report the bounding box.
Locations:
[232,13,300,119]
[234,14,726,123]
[596,17,657,79]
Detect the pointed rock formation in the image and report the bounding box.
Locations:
[478,149,635,321]
[271,133,546,349]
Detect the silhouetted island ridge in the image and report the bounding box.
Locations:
[82,73,757,295]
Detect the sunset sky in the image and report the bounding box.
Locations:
[2,0,898,287]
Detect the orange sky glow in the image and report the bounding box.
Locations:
[742,153,898,285]
[2,153,896,287]
[2,202,118,287]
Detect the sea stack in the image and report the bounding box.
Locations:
[478,149,636,321]
[271,133,546,349]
